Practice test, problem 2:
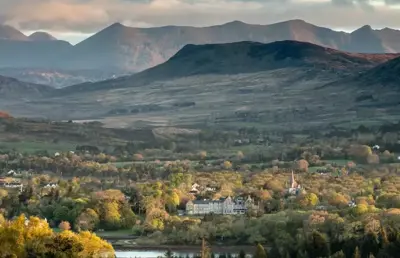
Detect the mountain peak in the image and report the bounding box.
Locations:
[353,25,373,33]
[222,20,248,26]
[108,22,125,29]
[0,24,28,40]
[29,32,57,41]
[286,19,307,24]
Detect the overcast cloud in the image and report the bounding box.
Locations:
[1,0,400,35]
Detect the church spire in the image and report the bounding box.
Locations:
[291,170,297,188]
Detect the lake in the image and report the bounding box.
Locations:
[115,249,252,258]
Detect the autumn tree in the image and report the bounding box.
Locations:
[75,208,99,231]
[366,154,380,164]
[133,153,144,161]
[254,243,267,258]
[59,221,71,231]
[295,159,309,172]
[223,161,233,170]
[298,193,319,208]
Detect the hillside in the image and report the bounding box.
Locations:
[57,40,400,94]
[318,56,400,111]
[0,75,54,99]
[135,40,400,81]
[4,39,400,131]
[0,68,126,88]
[354,56,400,86]
[57,20,400,72]
[0,116,158,153]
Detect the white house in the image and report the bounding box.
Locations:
[186,196,258,215]
[44,183,59,189]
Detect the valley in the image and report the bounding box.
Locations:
[2,17,400,258]
[1,40,400,132]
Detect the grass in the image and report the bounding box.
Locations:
[0,141,76,154]
[95,229,134,238]
[324,159,351,166]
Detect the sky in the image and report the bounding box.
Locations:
[1,0,400,44]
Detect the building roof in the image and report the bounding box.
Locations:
[192,200,211,204]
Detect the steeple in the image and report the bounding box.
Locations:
[291,170,296,188]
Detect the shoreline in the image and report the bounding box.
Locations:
[113,245,256,252]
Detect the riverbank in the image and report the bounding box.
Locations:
[113,244,255,252]
[114,245,256,258]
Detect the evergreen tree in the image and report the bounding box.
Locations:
[238,250,246,258]
[254,243,267,258]
[164,249,174,258]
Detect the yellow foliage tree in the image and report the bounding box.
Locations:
[0,215,115,257]
[223,160,233,170]
[78,231,115,257]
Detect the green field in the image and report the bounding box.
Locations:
[0,141,76,154]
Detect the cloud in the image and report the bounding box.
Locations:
[0,0,399,34]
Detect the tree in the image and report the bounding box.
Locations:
[348,145,372,161]
[133,153,144,161]
[237,151,244,160]
[366,154,380,164]
[0,216,115,258]
[75,208,99,231]
[353,247,361,258]
[239,250,246,258]
[199,151,207,160]
[78,231,114,257]
[295,159,309,172]
[223,161,233,170]
[200,238,211,258]
[254,243,267,258]
[298,193,319,208]
[59,221,71,231]
[305,231,330,258]
[165,249,174,258]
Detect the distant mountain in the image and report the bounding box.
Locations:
[29,32,57,41]
[6,41,400,129]
[134,40,400,80]
[0,25,72,69]
[0,68,126,88]
[0,39,72,68]
[0,75,54,99]
[59,40,400,94]
[2,20,400,80]
[57,20,400,72]
[0,25,28,40]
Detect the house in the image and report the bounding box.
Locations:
[189,183,217,195]
[44,183,59,189]
[186,196,258,215]
[7,170,16,176]
[189,183,200,194]
[0,181,23,192]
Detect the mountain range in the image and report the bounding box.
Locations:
[2,19,400,87]
[2,39,400,130]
